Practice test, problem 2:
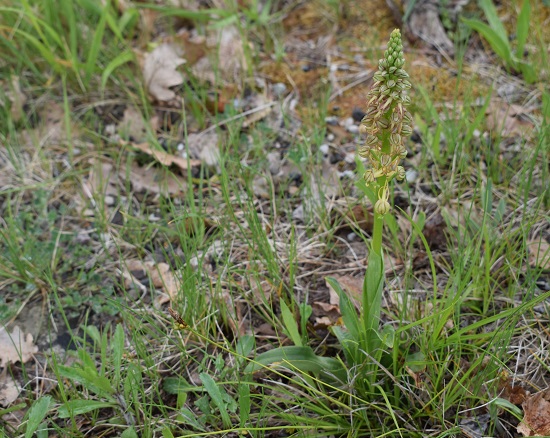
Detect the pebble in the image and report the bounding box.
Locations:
[104,195,115,206]
[347,125,359,134]
[319,144,330,155]
[272,82,287,97]
[327,133,335,142]
[406,169,418,183]
[325,116,339,125]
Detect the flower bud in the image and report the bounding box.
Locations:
[396,166,406,181]
[366,134,379,146]
[364,169,376,184]
[377,118,390,130]
[390,133,401,147]
[375,199,391,215]
[401,124,412,136]
[395,69,409,79]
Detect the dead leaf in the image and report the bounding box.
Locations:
[125,161,188,196]
[122,260,180,303]
[185,131,220,167]
[126,141,201,171]
[518,388,550,436]
[0,371,21,407]
[0,75,27,122]
[0,326,38,368]
[189,26,247,84]
[85,160,119,198]
[486,100,534,138]
[326,275,363,310]
[140,43,186,102]
[118,106,148,141]
[527,239,550,269]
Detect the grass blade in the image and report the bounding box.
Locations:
[280,298,303,346]
[461,18,512,66]
[199,373,232,429]
[516,0,530,56]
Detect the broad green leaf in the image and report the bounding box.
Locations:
[405,351,427,373]
[326,277,360,342]
[112,324,124,387]
[24,396,51,438]
[244,346,346,381]
[57,400,117,418]
[364,250,384,336]
[236,335,255,363]
[493,397,523,416]
[163,377,201,394]
[280,299,303,346]
[332,326,359,365]
[516,0,530,56]
[461,18,512,66]
[58,365,114,397]
[238,381,251,428]
[479,0,508,43]
[177,408,206,431]
[199,373,232,429]
[162,426,176,438]
[121,427,139,438]
[380,324,395,349]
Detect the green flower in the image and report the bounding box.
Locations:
[358,29,413,216]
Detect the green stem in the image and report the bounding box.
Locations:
[372,211,384,257]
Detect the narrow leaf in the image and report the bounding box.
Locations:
[516,0,530,56]
[199,373,232,429]
[112,324,124,387]
[279,299,303,346]
[101,50,135,91]
[479,0,508,42]
[25,396,51,438]
[244,346,346,381]
[461,18,512,66]
[57,400,117,418]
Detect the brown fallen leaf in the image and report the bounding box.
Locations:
[0,371,21,407]
[486,100,535,138]
[0,326,38,368]
[0,75,27,123]
[185,131,220,167]
[125,141,201,171]
[326,275,363,310]
[122,260,180,303]
[518,388,550,436]
[189,26,247,84]
[125,161,187,197]
[118,106,148,142]
[527,239,550,270]
[140,43,186,103]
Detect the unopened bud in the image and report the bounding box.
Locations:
[375,199,391,215]
[396,166,406,181]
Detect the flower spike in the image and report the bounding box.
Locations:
[359,29,412,216]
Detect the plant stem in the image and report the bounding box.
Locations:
[372,212,384,257]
